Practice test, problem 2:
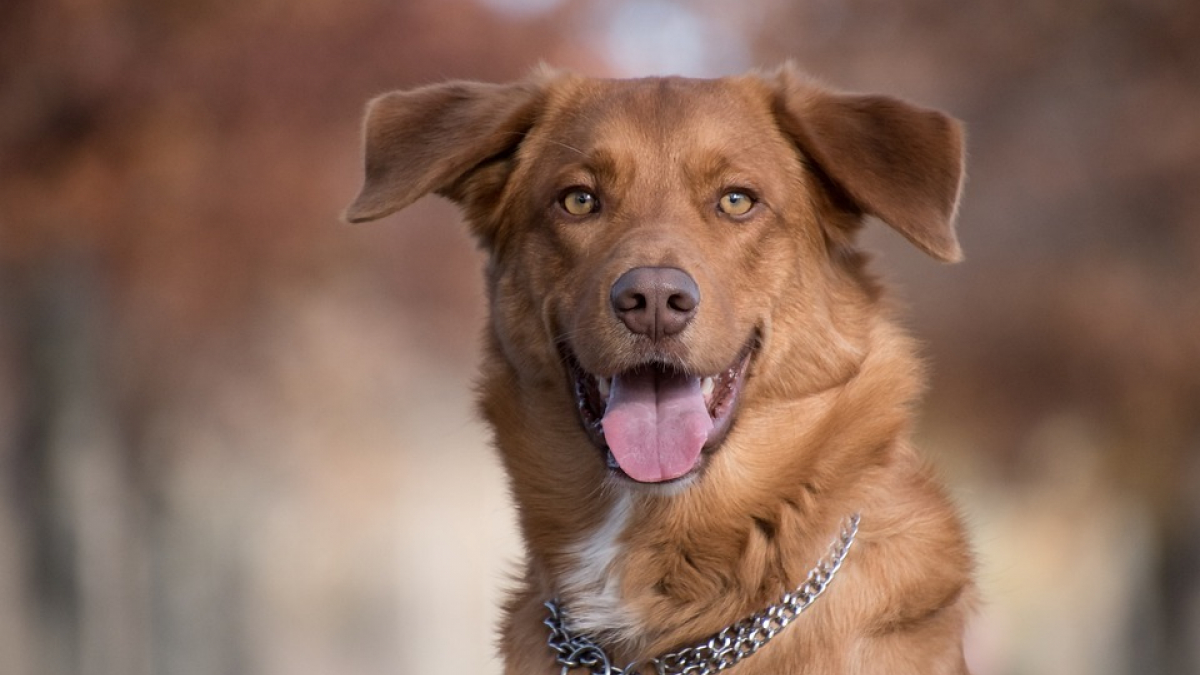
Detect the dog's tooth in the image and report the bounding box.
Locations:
[701,376,715,399]
[597,376,611,400]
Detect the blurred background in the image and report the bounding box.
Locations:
[1,0,1197,674]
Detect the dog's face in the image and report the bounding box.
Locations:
[346,68,963,489]
[496,78,826,484]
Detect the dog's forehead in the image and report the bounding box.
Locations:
[539,75,778,153]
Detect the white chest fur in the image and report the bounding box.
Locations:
[558,491,639,643]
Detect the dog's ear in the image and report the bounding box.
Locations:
[771,68,965,262]
[343,79,546,224]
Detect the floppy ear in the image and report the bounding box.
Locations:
[772,69,966,262]
[343,79,545,224]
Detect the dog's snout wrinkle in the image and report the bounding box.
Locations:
[610,267,699,341]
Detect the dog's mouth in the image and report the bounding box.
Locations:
[564,339,756,484]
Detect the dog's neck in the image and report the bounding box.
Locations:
[545,513,860,675]
[547,482,860,662]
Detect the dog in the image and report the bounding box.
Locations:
[345,64,975,674]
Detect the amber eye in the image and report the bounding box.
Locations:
[561,189,598,216]
[718,190,755,217]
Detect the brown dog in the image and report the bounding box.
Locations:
[346,65,974,675]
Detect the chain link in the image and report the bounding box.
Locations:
[545,513,860,675]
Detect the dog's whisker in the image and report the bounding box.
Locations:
[501,131,592,160]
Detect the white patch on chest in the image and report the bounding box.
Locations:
[559,491,639,642]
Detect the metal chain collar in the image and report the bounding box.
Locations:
[544,513,861,675]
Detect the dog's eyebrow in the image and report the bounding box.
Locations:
[549,147,624,189]
[582,149,621,183]
[682,135,797,190]
[688,152,736,185]
[686,151,764,191]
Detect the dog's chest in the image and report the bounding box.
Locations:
[558,491,641,642]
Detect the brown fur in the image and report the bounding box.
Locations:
[346,65,974,674]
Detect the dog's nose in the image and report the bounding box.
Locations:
[610,267,700,340]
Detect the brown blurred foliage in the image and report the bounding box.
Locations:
[1,1,1197,674]
[765,0,1200,536]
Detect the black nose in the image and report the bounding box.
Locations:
[610,267,700,340]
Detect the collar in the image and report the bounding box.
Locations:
[544,513,860,675]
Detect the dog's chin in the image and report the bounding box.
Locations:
[562,337,757,487]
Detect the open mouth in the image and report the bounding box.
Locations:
[564,340,756,484]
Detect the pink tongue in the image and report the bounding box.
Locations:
[601,369,713,483]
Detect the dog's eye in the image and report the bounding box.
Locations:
[718,191,755,217]
[561,189,598,216]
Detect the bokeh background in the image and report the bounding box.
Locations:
[2,1,1198,674]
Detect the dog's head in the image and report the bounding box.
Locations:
[346,66,963,487]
